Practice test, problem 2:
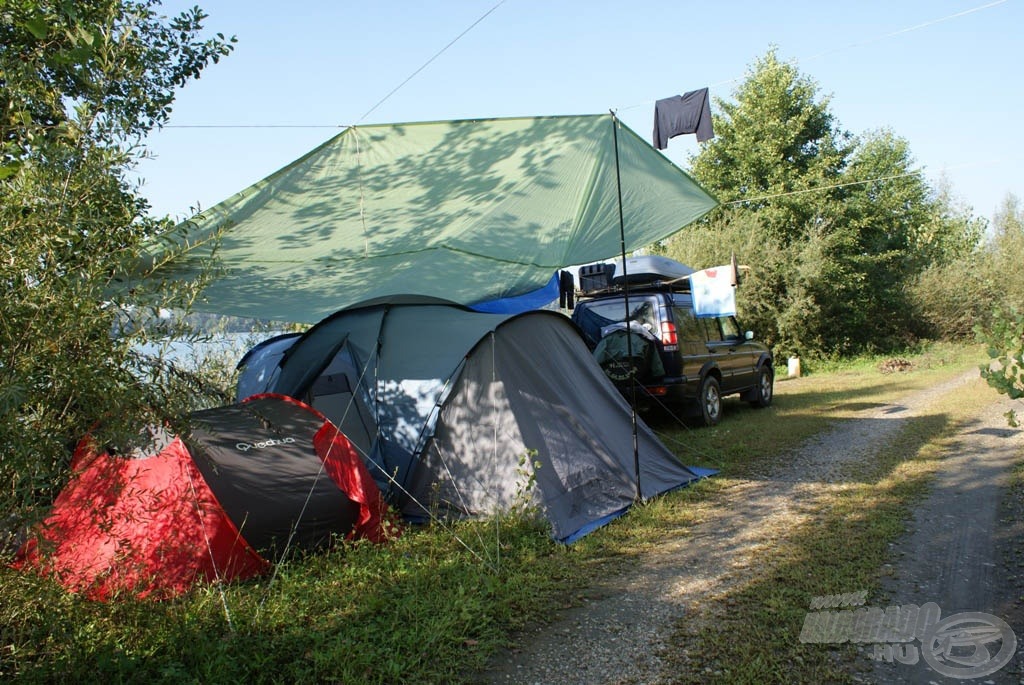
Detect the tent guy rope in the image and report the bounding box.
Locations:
[354,0,507,125]
[184,462,236,629]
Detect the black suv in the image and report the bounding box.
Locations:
[570,260,774,426]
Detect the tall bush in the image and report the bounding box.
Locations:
[977,306,1024,426]
[908,192,1021,341]
[0,1,234,524]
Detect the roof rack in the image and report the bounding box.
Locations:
[577,256,695,297]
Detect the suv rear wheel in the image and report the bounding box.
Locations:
[748,365,774,408]
[699,375,722,427]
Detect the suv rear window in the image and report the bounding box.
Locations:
[573,295,661,348]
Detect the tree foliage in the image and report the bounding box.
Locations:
[0,1,234,522]
[907,191,1018,342]
[688,48,852,244]
[669,49,986,357]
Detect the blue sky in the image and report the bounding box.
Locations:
[137,0,1021,227]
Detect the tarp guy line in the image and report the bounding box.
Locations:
[610,0,1010,110]
[355,1,507,124]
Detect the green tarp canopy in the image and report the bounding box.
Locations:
[146,114,718,323]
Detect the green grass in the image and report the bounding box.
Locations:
[0,342,994,684]
[1,515,583,684]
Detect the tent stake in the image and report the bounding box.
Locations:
[610,111,642,504]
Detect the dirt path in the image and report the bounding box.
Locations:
[859,394,1024,684]
[476,370,1023,684]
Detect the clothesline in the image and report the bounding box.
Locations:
[722,170,928,205]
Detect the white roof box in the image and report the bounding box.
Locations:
[612,255,694,286]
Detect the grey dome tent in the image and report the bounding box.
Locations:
[237,298,706,542]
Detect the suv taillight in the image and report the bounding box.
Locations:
[660,321,678,346]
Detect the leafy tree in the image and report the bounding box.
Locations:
[908,257,998,341]
[906,188,1002,342]
[829,130,933,349]
[0,1,234,523]
[993,193,1024,239]
[688,48,853,245]
[916,175,987,266]
[680,50,987,357]
[841,130,931,266]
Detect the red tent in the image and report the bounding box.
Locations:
[15,394,389,600]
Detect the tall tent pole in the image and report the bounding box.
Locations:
[610,111,642,503]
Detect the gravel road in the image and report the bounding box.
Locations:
[475,370,1023,684]
[860,393,1024,684]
